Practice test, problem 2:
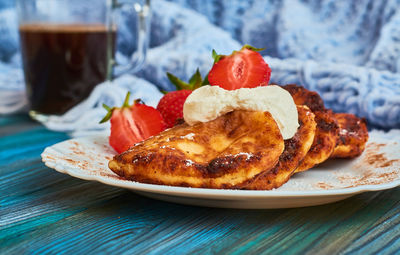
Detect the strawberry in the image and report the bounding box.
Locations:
[208,45,271,90]
[157,90,192,128]
[157,69,206,128]
[100,92,166,153]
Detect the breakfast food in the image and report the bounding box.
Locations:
[208,45,271,90]
[157,90,192,128]
[294,109,338,172]
[157,69,206,128]
[100,92,166,153]
[237,105,316,190]
[331,113,369,158]
[183,85,299,139]
[106,45,369,190]
[108,84,369,189]
[282,84,339,172]
[109,110,284,188]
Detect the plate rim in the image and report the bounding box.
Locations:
[42,140,400,199]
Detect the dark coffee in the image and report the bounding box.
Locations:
[19,24,116,115]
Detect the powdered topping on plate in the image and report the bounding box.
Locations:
[42,130,400,192]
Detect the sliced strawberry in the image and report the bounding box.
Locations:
[101,93,166,153]
[157,90,192,128]
[208,45,271,90]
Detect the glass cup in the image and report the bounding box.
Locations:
[16,0,150,122]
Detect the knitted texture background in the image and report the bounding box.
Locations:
[0,0,399,134]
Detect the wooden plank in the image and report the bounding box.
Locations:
[1,115,400,255]
[0,114,39,136]
[0,128,69,167]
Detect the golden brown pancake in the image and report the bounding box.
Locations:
[237,105,316,190]
[109,110,284,189]
[331,113,369,158]
[281,84,339,172]
[295,109,338,172]
[282,84,326,112]
[283,85,368,160]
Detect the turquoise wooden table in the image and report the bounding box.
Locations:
[1,114,400,255]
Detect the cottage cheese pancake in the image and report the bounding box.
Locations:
[109,110,284,189]
[237,105,317,190]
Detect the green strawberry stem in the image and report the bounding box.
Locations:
[122,91,131,107]
[212,44,266,64]
[99,92,131,123]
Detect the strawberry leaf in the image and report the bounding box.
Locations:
[212,49,223,64]
[189,68,203,89]
[167,72,191,90]
[212,49,218,59]
[102,103,111,111]
[166,69,207,91]
[241,44,265,52]
[202,73,209,85]
[100,103,113,123]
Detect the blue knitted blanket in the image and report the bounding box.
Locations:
[1,0,399,134]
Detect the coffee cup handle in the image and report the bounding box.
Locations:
[111,0,151,76]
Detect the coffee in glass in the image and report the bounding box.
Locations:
[16,0,150,121]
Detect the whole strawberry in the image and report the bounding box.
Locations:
[157,90,192,128]
[157,69,206,128]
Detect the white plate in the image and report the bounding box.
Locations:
[41,131,400,209]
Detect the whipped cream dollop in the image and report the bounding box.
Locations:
[183,85,299,139]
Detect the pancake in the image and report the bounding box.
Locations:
[331,113,368,158]
[295,109,338,172]
[282,84,325,112]
[281,84,339,172]
[237,105,316,190]
[109,110,284,189]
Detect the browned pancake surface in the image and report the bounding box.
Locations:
[283,84,325,112]
[295,109,338,172]
[109,110,284,189]
[238,105,316,190]
[282,84,339,172]
[331,113,369,158]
